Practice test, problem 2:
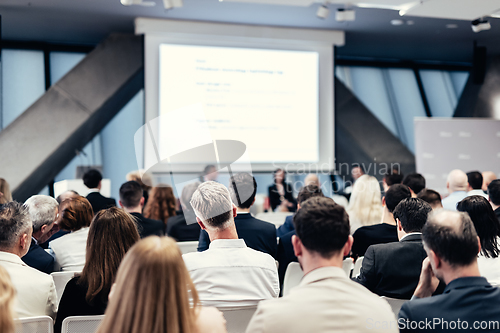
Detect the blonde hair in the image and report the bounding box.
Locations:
[0,179,12,205]
[347,175,382,228]
[96,236,199,333]
[0,266,16,333]
[126,170,153,190]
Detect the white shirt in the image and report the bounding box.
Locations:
[0,251,57,319]
[478,255,500,286]
[183,239,279,308]
[467,189,489,200]
[49,227,89,271]
[442,191,467,211]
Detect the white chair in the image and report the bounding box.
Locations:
[51,271,80,306]
[219,306,258,333]
[61,315,104,333]
[282,262,303,296]
[352,256,364,278]
[177,241,199,254]
[381,296,407,316]
[342,258,354,277]
[15,316,53,333]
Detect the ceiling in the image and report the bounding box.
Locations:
[1,0,500,64]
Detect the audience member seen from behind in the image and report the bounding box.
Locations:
[184,181,279,308]
[346,174,383,233]
[55,207,140,333]
[351,184,411,258]
[246,197,397,333]
[489,179,500,221]
[399,211,500,332]
[143,185,177,227]
[0,202,57,319]
[83,169,116,214]
[49,197,93,271]
[441,169,468,211]
[126,170,152,205]
[0,265,16,333]
[354,198,433,299]
[417,189,443,211]
[268,168,296,212]
[305,173,348,207]
[202,164,219,183]
[0,178,12,205]
[198,173,277,259]
[466,171,488,199]
[482,171,497,192]
[403,173,426,197]
[457,196,500,285]
[22,195,59,274]
[119,181,164,238]
[166,182,202,242]
[96,236,226,333]
[382,168,404,192]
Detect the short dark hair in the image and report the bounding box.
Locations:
[83,169,102,189]
[351,163,366,174]
[228,173,257,209]
[393,198,432,233]
[297,185,324,205]
[488,179,500,206]
[402,173,426,195]
[385,184,411,213]
[119,181,143,208]
[203,165,216,175]
[293,197,350,258]
[466,171,483,190]
[417,189,442,207]
[422,211,479,267]
[384,168,404,187]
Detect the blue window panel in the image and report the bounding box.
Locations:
[449,71,469,101]
[420,70,456,118]
[50,52,86,84]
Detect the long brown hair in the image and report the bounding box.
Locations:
[0,265,15,333]
[96,236,199,333]
[143,185,176,225]
[58,197,94,232]
[78,207,140,304]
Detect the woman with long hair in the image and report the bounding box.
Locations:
[143,185,177,226]
[268,169,296,212]
[346,174,383,233]
[54,207,140,333]
[457,195,500,284]
[96,236,226,333]
[0,178,12,205]
[0,266,15,333]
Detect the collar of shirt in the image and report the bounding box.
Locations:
[0,251,26,266]
[300,266,347,287]
[32,237,38,245]
[444,276,489,293]
[87,188,100,193]
[400,232,422,242]
[208,239,247,250]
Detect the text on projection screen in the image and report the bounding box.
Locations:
[159,44,319,164]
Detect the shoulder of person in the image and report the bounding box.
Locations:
[196,307,227,333]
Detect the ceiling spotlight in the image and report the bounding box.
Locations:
[336,8,355,22]
[163,0,183,10]
[120,0,156,6]
[317,4,330,19]
[390,19,404,26]
[471,18,491,33]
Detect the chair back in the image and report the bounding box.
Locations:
[282,262,303,296]
[15,316,53,333]
[51,271,80,306]
[381,296,407,316]
[219,306,258,333]
[61,315,104,333]
[342,258,353,277]
[352,256,364,278]
[177,241,199,254]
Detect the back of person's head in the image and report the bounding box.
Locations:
[385,184,411,213]
[384,168,404,187]
[228,173,257,209]
[297,184,324,205]
[347,175,382,226]
[58,197,93,232]
[180,182,201,213]
[0,178,12,205]
[483,171,497,192]
[422,210,479,267]
[56,190,79,205]
[393,198,432,233]
[143,185,177,223]
[0,202,31,251]
[203,165,216,176]
[80,207,140,304]
[457,196,500,259]
[96,237,199,333]
[402,173,426,195]
[293,197,350,258]
[126,170,153,190]
[488,179,500,206]
[417,189,442,209]
[24,195,58,232]
[304,174,320,187]
[119,181,143,209]
[190,181,233,230]
[83,169,103,189]
[466,171,483,190]
[0,265,15,333]
[447,169,468,192]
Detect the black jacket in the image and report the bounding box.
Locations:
[351,223,399,258]
[22,239,54,274]
[130,212,164,238]
[85,192,116,214]
[166,211,201,242]
[277,230,297,292]
[268,183,296,212]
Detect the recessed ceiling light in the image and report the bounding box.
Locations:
[446,24,458,29]
[391,19,404,26]
[407,20,414,25]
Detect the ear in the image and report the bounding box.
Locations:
[428,249,441,270]
[292,235,303,259]
[343,235,354,257]
[197,217,207,230]
[446,181,450,189]
[252,197,256,205]
[140,197,145,207]
[397,218,403,232]
[40,224,48,234]
[20,233,29,250]
[118,200,124,208]
[477,236,482,255]
[297,203,301,210]
[232,205,237,218]
[382,196,386,206]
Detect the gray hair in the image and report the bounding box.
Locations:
[0,202,32,250]
[24,195,58,232]
[190,181,233,230]
[180,182,201,213]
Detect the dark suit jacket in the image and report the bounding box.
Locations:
[86,192,116,214]
[22,239,54,274]
[495,207,500,222]
[197,213,277,259]
[351,223,399,258]
[277,230,297,292]
[399,277,500,332]
[354,233,427,299]
[166,211,201,242]
[276,215,294,238]
[130,212,164,238]
[268,183,297,212]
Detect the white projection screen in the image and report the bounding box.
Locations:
[135,18,344,173]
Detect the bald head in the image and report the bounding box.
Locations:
[482,171,497,192]
[446,169,468,193]
[304,174,320,187]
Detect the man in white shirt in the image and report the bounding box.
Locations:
[466,171,488,199]
[183,181,279,308]
[442,169,468,211]
[0,202,57,319]
[246,197,397,333]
